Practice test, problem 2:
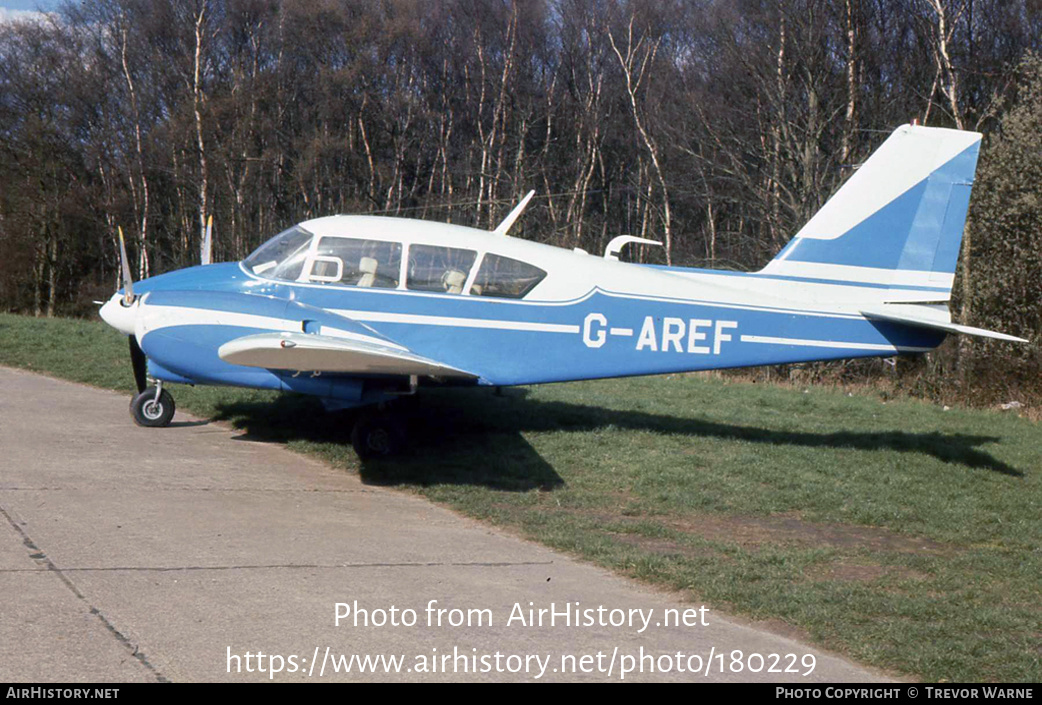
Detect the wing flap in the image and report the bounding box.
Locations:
[218,332,477,378]
[860,306,1028,343]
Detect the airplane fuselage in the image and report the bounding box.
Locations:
[102,214,943,409]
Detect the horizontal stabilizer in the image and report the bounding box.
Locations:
[860,306,1028,343]
[218,332,477,378]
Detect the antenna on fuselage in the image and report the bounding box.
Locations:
[603,235,663,261]
[492,190,536,236]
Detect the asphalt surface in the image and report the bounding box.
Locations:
[0,366,891,682]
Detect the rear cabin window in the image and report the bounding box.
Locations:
[470,254,547,299]
[406,245,477,294]
[307,237,402,288]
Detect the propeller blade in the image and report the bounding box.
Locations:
[201,214,213,265]
[117,226,135,305]
[129,335,147,394]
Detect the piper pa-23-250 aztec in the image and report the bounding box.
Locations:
[99,124,1026,457]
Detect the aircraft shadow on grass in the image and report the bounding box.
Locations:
[212,387,1021,489]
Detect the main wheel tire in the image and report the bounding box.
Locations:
[130,387,175,428]
[351,414,404,459]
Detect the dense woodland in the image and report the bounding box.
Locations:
[1,0,1041,403]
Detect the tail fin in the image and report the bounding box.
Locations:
[761,124,982,303]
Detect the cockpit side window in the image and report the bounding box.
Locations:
[244,225,313,281]
[307,237,402,288]
[406,245,477,294]
[470,254,547,299]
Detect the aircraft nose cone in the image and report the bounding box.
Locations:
[99,293,138,336]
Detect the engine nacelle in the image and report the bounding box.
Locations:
[134,290,397,405]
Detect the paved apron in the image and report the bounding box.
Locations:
[0,366,889,683]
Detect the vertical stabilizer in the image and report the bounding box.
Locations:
[761,125,982,302]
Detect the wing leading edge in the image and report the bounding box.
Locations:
[218,331,477,378]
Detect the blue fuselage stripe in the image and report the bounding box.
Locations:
[133,263,943,392]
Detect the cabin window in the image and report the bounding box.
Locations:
[306,237,402,288]
[244,225,313,281]
[406,245,477,294]
[470,254,547,299]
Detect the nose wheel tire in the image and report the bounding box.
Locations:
[130,386,176,427]
[351,413,405,459]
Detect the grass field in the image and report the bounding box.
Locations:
[1,311,1039,682]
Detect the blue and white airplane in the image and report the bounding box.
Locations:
[99,124,1025,456]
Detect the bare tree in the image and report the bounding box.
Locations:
[608,11,672,263]
[190,0,211,264]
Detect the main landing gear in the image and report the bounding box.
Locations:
[350,411,406,459]
[348,376,418,459]
[130,383,176,427]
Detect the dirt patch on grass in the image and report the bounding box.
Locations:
[668,512,952,556]
[811,561,889,582]
[608,519,935,584]
[522,501,954,570]
[805,559,929,583]
[611,533,730,562]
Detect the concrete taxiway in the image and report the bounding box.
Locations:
[0,366,890,682]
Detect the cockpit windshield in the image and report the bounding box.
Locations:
[243,225,313,280]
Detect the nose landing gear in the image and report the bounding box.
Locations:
[130,383,176,427]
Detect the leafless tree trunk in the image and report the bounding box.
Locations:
[608,14,672,263]
[119,18,149,279]
[192,1,210,265]
[841,0,860,163]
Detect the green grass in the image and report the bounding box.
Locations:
[1,312,1040,682]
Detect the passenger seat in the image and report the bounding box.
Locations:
[358,257,378,287]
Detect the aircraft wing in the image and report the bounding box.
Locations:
[860,305,1028,343]
[218,332,477,378]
